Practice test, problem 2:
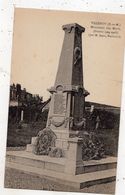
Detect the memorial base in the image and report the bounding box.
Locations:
[5,130,117,189]
[6,149,117,189]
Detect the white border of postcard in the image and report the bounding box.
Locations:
[0,1,125,195]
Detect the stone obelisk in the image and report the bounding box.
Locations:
[47,23,89,159]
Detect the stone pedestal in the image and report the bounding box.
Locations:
[65,137,83,175]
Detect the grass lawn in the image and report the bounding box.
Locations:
[4,168,115,194]
[7,122,46,147]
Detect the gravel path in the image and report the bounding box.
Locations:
[4,168,115,194]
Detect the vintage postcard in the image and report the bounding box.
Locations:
[3,7,125,195]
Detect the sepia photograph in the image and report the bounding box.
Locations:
[4,8,125,194]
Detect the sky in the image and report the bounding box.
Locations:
[10,8,125,106]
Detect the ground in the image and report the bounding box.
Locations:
[4,168,115,194]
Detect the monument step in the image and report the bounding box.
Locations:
[76,156,117,174]
[26,144,34,152]
[6,150,65,173]
[6,150,117,174]
[5,161,116,189]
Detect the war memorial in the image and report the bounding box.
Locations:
[5,23,117,191]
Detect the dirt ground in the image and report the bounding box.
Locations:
[4,167,115,194]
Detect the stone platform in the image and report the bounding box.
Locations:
[6,150,117,189]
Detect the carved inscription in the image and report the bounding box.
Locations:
[53,93,66,115]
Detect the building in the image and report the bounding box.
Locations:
[9,83,43,123]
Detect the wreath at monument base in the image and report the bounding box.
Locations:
[81,132,106,161]
[49,147,64,158]
[33,127,57,155]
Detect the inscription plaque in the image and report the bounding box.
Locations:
[53,93,66,115]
